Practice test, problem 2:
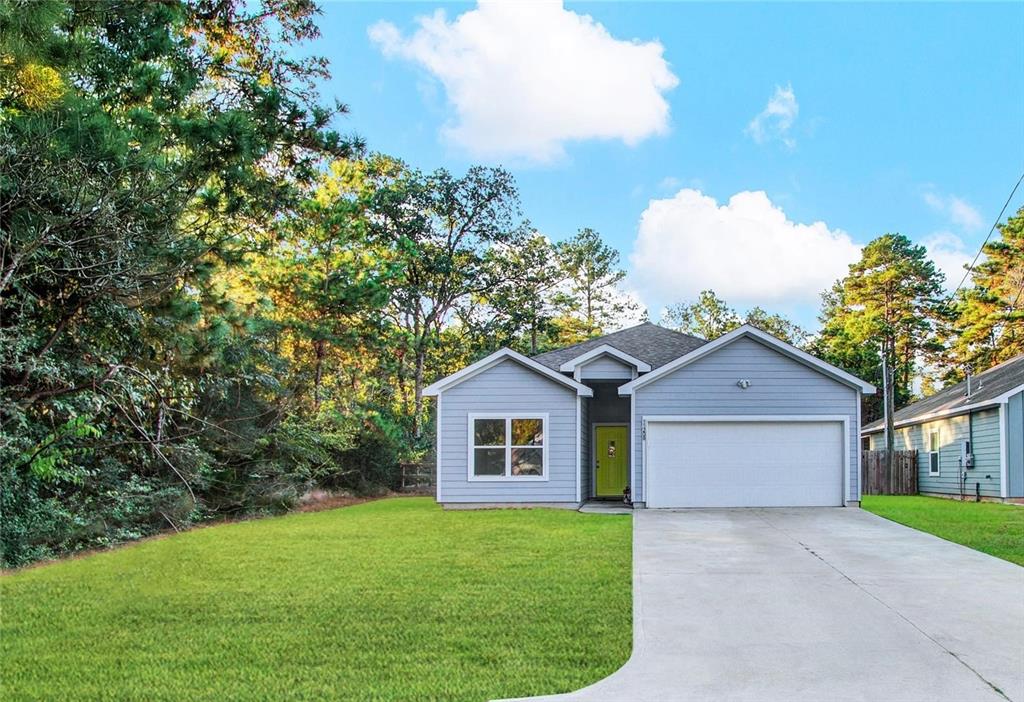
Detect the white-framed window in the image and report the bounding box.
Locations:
[468,413,548,481]
[928,430,940,476]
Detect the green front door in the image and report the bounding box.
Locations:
[595,425,629,497]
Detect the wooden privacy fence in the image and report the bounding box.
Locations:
[861,450,918,495]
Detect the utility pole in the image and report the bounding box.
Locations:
[881,340,894,476]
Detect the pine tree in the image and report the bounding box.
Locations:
[814,234,947,427]
[552,228,637,342]
[946,206,1024,376]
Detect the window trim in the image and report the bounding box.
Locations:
[467,413,549,482]
[928,429,940,476]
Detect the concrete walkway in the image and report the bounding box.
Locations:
[503,508,1024,702]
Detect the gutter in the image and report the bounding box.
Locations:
[860,399,1004,435]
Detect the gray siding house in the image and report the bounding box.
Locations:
[425,323,876,509]
[862,354,1024,501]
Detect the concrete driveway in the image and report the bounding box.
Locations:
[505,508,1024,702]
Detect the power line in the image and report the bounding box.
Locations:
[948,170,1024,300]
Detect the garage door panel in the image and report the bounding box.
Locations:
[646,421,843,508]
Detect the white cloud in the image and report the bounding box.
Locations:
[949,198,984,230]
[368,1,679,162]
[657,176,682,192]
[922,191,984,231]
[922,191,944,211]
[628,189,860,308]
[923,231,973,290]
[746,84,799,148]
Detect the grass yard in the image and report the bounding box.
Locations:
[862,495,1024,566]
[1,498,632,701]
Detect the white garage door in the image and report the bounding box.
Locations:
[645,420,845,508]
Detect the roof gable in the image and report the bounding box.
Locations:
[422,348,593,397]
[862,353,1024,432]
[617,325,877,395]
[558,344,651,373]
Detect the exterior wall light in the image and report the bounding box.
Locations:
[736,379,752,389]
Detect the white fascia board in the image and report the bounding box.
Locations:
[422,348,593,397]
[992,382,1024,404]
[558,344,652,373]
[859,384,1024,436]
[618,325,876,396]
[999,404,1008,499]
[435,393,443,503]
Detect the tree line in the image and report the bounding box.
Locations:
[0,0,637,566]
[2,1,1021,567]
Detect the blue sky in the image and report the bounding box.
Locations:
[308,1,1024,329]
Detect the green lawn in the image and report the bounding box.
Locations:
[862,495,1024,566]
[1,498,632,702]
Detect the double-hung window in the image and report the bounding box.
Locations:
[928,430,940,476]
[470,414,547,480]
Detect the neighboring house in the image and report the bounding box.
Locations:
[423,323,876,509]
[862,354,1024,502]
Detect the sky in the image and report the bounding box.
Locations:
[308,1,1024,330]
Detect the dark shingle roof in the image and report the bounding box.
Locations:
[532,322,706,371]
[863,354,1024,432]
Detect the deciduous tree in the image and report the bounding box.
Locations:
[368,162,528,437]
[664,290,806,344]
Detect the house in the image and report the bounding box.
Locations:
[424,322,876,509]
[862,354,1024,501]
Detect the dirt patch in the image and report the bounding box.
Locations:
[296,491,391,513]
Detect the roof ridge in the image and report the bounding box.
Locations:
[532,322,705,359]
[862,352,1024,432]
[648,322,707,344]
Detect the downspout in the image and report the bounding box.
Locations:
[966,415,974,503]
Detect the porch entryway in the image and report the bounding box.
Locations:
[582,381,632,501]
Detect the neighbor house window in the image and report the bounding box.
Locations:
[928,430,940,476]
[470,415,546,480]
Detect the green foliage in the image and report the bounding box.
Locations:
[807,280,885,420]
[0,0,645,568]
[0,0,367,567]
[664,289,806,344]
[814,234,947,419]
[744,306,807,345]
[664,290,740,340]
[2,498,633,700]
[553,227,639,343]
[367,159,530,436]
[19,415,101,483]
[469,233,564,355]
[945,205,1024,378]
